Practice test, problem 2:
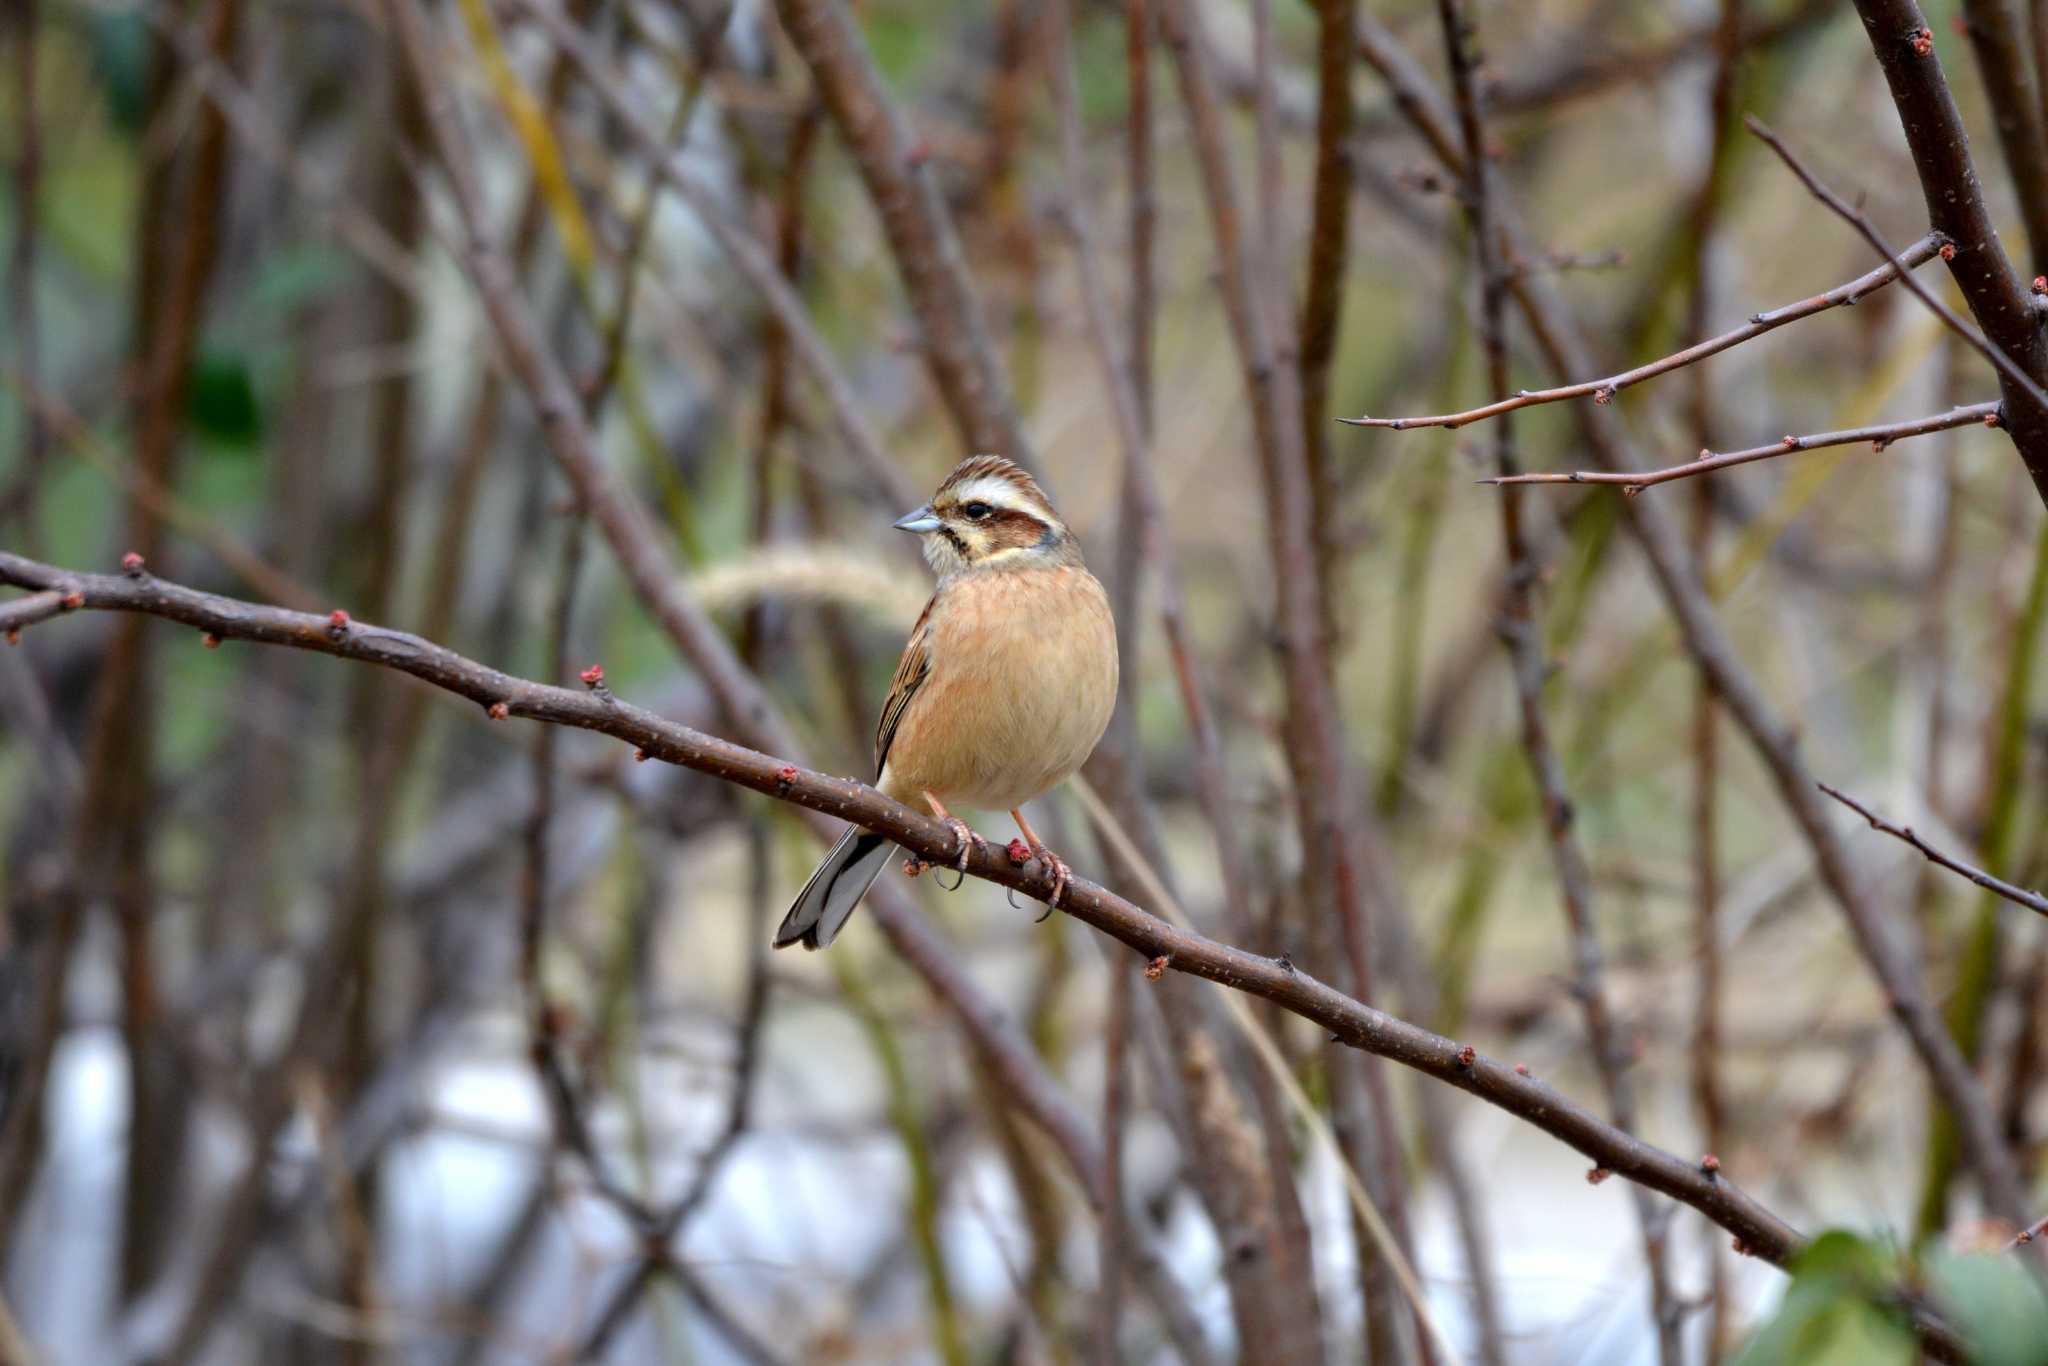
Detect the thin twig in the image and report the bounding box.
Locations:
[1048,13,1341,1360]
[0,589,73,636]
[2010,1214,2048,1248]
[493,0,919,513]
[1486,0,1837,114]
[1683,6,1741,1345]
[1340,233,1946,429]
[1433,0,1677,1358]
[1352,18,2031,1231]
[1745,114,2048,423]
[1820,783,2048,917]
[142,0,430,298]
[1487,401,2003,490]
[585,9,724,407]
[1157,3,1431,1356]
[1847,0,2048,502]
[769,0,1033,465]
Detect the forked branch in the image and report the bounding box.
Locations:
[1339,234,1946,430]
[1746,115,2048,422]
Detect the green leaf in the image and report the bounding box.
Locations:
[85,9,153,138]
[1733,1231,1915,1366]
[1928,1252,2048,1366]
[185,345,262,449]
[1733,1291,1916,1366]
[1791,1229,1895,1281]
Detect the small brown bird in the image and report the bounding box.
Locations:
[774,455,1119,950]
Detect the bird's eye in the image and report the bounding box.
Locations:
[962,501,992,521]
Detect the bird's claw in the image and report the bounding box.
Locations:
[931,817,987,891]
[942,817,988,871]
[1028,843,1070,919]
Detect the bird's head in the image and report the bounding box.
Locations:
[893,455,1078,576]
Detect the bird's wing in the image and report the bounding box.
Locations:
[874,593,936,778]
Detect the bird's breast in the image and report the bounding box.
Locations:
[882,566,1118,811]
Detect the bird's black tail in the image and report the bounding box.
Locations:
[774,829,892,950]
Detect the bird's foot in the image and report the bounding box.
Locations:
[932,817,987,890]
[942,817,988,871]
[1027,841,1070,920]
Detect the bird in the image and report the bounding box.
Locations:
[774,454,1119,950]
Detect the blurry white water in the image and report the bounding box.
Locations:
[11,999,1810,1366]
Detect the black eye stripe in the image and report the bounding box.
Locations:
[963,500,992,519]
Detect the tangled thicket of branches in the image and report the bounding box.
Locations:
[3,0,2048,1362]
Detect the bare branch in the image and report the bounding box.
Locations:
[1819,782,2048,917]
[1956,0,2048,267]
[769,0,1033,465]
[1488,401,2002,491]
[1746,115,2048,425]
[1841,0,2048,501]
[0,547,1900,1332]
[1433,0,1678,1356]
[0,588,74,637]
[494,0,921,514]
[2009,1214,2048,1248]
[1351,16,2033,1227]
[1340,234,1947,430]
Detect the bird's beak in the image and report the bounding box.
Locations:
[893,505,943,534]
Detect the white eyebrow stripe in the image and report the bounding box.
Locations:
[950,476,1046,514]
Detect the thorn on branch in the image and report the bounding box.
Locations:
[1144,955,1169,981]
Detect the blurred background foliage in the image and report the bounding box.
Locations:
[1,0,2047,1362]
